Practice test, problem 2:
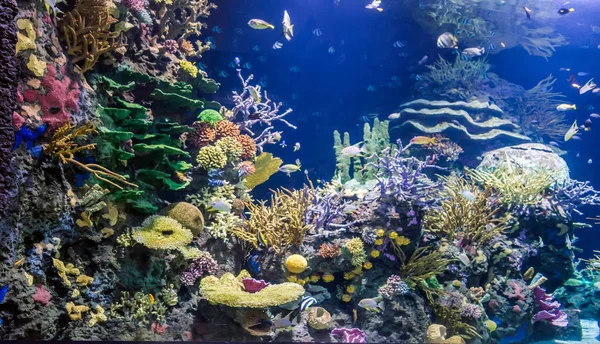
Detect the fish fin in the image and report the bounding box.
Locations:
[286,172,291,177]
[569,8,574,11]
[377,7,383,12]
[573,105,577,110]
[290,24,294,37]
[269,24,274,29]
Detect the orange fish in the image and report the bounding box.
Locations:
[409,136,436,145]
[149,293,155,304]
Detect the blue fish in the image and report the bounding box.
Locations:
[0,285,8,304]
[243,62,252,69]
[248,252,261,274]
[208,169,225,178]
[490,31,497,37]
[14,124,46,150]
[208,179,225,187]
[299,296,317,311]
[489,42,496,50]
[212,26,223,34]
[252,45,260,52]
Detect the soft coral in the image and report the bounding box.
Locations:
[38,65,80,131]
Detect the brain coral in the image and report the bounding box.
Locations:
[197,145,227,169]
[215,137,244,161]
[215,120,240,138]
[160,202,204,236]
[285,254,308,274]
[236,134,257,160]
[131,215,193,250]
[189,122,216,148]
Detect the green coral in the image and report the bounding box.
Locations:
[198,109,223,126]
[109,291,167,325]
[179,60,198,78]
[130,215,193,250]
[197,145,227,169]
[199,271,305,308]
[215,137,244,161]
[205,212,243,239]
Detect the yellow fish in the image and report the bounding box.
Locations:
[556,104,576,111]
[149,293,155,304]
[409,136,436,145]
[564,120,579,142]
[248,19,274,30]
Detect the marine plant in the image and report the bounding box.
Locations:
[394,246,452,286]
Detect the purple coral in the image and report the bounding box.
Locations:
[379,275,410,299]
[533,287,568,327]
[180,252,218,286]
[460,303,482,319]
[242,278,271,293]
[163,39,179,54]
[122,0,144,11]
[331,327,367,343]
[441,291,464,309]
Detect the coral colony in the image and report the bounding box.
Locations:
[0,0,599,343]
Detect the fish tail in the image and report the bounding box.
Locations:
[377,7,383,12]
[268,24,274,29]
[569,8,574,12]
[573,105,577,110]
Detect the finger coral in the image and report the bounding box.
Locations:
[215,120,240,138]
[199,271,305,308]
[130,215,193,250]
[214,136,244,161]
[197,145,227,169]
[189,122,216,148]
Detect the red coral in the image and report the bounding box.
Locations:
[32,285,51,306]
[39,65,80,131]
[215,120,240,139]
[189,122,216,148]
[236,134,257,160]
[12,112,24,129]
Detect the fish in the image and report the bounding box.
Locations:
[247,252,261,274]
[248,86,261,103]
[243,62,252,69]
[149,293,155,304]
[341,144,365,157]
[462,47,485,57]
[560,68,571,71]
[418,55,428,65]
[388,113,401,120]
[218,70,229,78]
[328,46,335,54]
[586,105,595,110]
[300,296,317,311]
[549,141,560,147]
[590,113,600,118]
[248,19,275,30]
[571,83,581,90]
[460,190,476,201]
[208,179,226,187]
[398,52,408,57]
[558,8,574,15]
[594,88,600,94]
[212,26,223,34]
[556,104,576,111]
[568,74,575,83]
[252,45,260,52]
[523,6,532,19]
[410,136,436,145]
[366,85,376,92]
[289,66,300,73]
[282,10,294,41]
[564,120,579,142]
[257,56,267,63]
[358,296,384,313]
[257,230,268,247]
[312,112,323,117]
[489,42,496,50]
[279,161,301,176]
[365,0,383,12]
[313,28,323,36]
[343,204,359,214]
[280,140,287,148]
[273,41,283,49]
[437,32,458,49]
[0,285,8,304]
[589,159,593,164]
[233,57,241,67]
[578,72,590,76]
[584,118,592,130]
[500,42,506,48]
[210,199,232,213]
[393,40,405,48]
[359,116,370,122]
[294,142,301,152]
[580,78,596,94]
[272,313,295,330]
[234,28,243,35]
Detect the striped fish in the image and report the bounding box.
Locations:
[299,296,317,311]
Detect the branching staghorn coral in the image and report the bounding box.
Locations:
[550,179,600,216]
[395,246,452,286]
[155,0,217,42]
[228,187,312,255]
[59,0,125,73]
[424,175,508,248]
[226,70,295,151]
[519,26,568,60]
[44,122,138,189]
[581,250,600,274]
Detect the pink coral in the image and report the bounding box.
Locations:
[32,285,51,306]
[38,65,80,131]
[507,281,526,301]
[151,322,168,335]
[163,40,178,54]
[331,328,367,343]
[241,278,271,293]
[123,0,145,11]
[13,112,24,129]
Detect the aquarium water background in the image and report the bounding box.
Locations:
[3,0,600,342]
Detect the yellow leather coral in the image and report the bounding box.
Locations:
[199,271,305,308]
[66,302,89,321]
[131,215,193,250]
[197,145,227,169]
[285,254,308,274]
[322,273,334,283]
[179,60,198,78]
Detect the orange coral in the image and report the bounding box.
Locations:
[189,122,216,148]
[215,120,240,139]
[179,40,195,55]
[237,134,257,160]
[319,243,341,259]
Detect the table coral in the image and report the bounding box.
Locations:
[130,215,193,250]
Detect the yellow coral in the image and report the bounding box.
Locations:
[388,231,398,239]
[285,254,308,274]
[395,236,410,246]
[374,238,384,245]
[346,285,355,293]
[76,275,94,286]
[66,302,89,321]
[344,238,367,267]
[297,279,306,286]
[199,271,305,308]
[100,228,114,238]
[322,273,334,283]
[243,152,283,189]
[131,215,193,250]
[342,294,352,302]
[215,137,244,161]
[16,19,36,53]
[287,275,298,283]
[24,272,34,286]
[179,60,198,78]
[53,258,80,287]
[88,305,107,327]
[370,250,380,258]
[27,55,46,77]
[309,274,320,283]
[363,262,373,269]
[197,145,227,169]
[72,289,81,298]
[375,229,385,237]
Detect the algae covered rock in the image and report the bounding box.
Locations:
[160,202,204,236]
[477,143,569,183]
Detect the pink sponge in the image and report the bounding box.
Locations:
[39,65,80,131]
[32,285,51,306]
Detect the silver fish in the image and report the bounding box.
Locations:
[437,32,458,49]
[282,10,294,41]
[580,78,597,94]
[462,47,485,57]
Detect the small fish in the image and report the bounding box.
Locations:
[358,296,384,313]
[523,6,532,19]
[569,74,576,83]
[584,118,592,130]
[560,67,571,71]
[462,47,485,57]
[549,141,560,147]
[280,140,287,148]
[388,113,401,120]
[578,72,590,76]
[149,293,155,304]
[208,179,226,187]
[212,26,223,34]
[290,66,300,73]
[586,105,595,110]
[393,40,405,48]
[272,314,294,330]
[418,55,428,65]
[313,28,323,36]
[500,42,506,48]
[282,10,294,41]
[279,162,301,176]
[410,136,436,145]
[257,55,267,63]
[398,52,408,57]
[590,113,600,118]
[366,85,376,92]
[365,0,383,12]
[489,42,496,50]
[594,88,600,94]
[556,104,576,111]
[577,152,580,157]
[248,19,275,30]
[580,78,596,94]
[248,252,261,274]
[252,45,260,52]
[588,159,593,164]
[243,62,252,69]
[210,199,232,213]
[328,46,335,54]
[343,204,359,214]
[218,70,229,78]
[273,41,283,49]
[300,296,317,311]
[558,7,574,15]
[248,86,261,103]
[234,28,244,35]
[257,230,268,247]
[564,120,579,142]
[341,144,365,157]
[460,190,476,201]
[437,32,458,49]
[571,83,581,90]
[234,57,241,67]
[359,116,370,123]
[294,142,301,152]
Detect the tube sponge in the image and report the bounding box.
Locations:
[199,271,305,308]
[131,215,193,250]
[197,145,227,169]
